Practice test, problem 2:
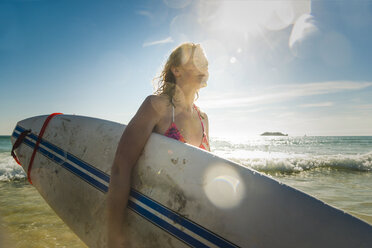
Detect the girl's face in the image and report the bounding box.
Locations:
[178,46,209,87]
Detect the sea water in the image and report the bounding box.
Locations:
[0,136,85,248]
[0,135,371,247]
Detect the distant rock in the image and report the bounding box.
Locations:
[260,132,288,136]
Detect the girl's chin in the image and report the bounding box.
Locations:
[185,79,207,89]
[200,81,207,88]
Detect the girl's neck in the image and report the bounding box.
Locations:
[172,84,197,113]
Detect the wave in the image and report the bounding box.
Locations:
[216,151,372,174]
[0,153,26,182]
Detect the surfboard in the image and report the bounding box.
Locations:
[11,114,372,248]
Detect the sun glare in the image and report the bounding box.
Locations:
[200,1,310,36]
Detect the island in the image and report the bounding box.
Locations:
[260,132,288,136]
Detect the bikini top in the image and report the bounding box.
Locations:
[164,104,210,151]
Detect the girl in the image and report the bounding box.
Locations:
[107,43,210,247]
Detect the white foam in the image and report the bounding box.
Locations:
[0,153,26,181]
[213,149,372,174]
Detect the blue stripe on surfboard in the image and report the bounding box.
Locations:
[128,201,209,248]
[131,189,239,248]
[14,125,110,183]
[12,125,240,248]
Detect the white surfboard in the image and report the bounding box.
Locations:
[11,114,372,248]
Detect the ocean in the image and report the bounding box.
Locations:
[0,135,371,247]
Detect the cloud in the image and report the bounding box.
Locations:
[136,10,152,19]
[199,81,372,109]
[289,14,320,58]
[289,13,353,66]
[142,37,174,47]
[299,102,333,108]
[355,104,372,110]
[163,0,192,9]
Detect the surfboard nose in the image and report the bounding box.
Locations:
[11,114,63,184]
[11,123,31,171]
[10,115,50,171]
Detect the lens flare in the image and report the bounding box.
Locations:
[203,164,245,209]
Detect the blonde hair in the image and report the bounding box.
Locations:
[153,42,200,106]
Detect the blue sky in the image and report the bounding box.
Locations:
[1,0,372,137]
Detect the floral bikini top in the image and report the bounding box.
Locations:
[164,104,210,151]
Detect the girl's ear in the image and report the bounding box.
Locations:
[171,66,181,78]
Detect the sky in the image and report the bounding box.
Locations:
[1,0,372,138]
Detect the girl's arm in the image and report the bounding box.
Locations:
[107,95,160,248]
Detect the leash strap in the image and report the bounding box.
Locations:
[27,113,62,184]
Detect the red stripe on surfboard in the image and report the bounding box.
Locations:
[27,113,62,184]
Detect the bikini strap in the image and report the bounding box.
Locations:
[193,104,205,133]
[172,105,175,122]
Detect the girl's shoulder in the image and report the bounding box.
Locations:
[145,94,172,114]
[147,94,171,105]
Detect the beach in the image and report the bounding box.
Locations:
[1,135,372,247]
